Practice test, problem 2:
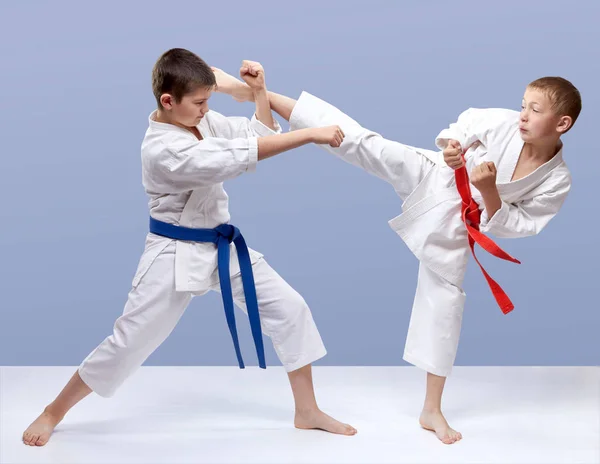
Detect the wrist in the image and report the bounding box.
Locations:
[302,128,316,143]
[252,87,268,99]
[479,184,499,196]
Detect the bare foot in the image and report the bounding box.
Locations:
[211,67,253,102]
[419,409,462,444]
[295,408,357,436]
[22,408,63,446]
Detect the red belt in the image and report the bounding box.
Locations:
[454,155,520,314]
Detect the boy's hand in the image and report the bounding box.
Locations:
[211,66,252,102]
[470,162,497,192]
[312,126,345,147]
[443,139,464,169]
[240,60,266,91]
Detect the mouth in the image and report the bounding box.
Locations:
[519,127,528,133]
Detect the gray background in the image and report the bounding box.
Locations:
[1,0,597,367]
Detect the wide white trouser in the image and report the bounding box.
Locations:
[402,263,466,377]
[383,148,466,377]
[386,149,467,377]
[78,243,327,397]
[384,146,466,377]
[289,91,467,377]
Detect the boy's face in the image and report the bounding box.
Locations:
[519,87,570,143]
[161,86,212,128]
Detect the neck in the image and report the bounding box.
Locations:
[523,138,562,162]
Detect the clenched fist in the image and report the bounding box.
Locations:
[443,139,464,169]
[470,161,497,192]
[240,60,266,91]
[312,125,345,147]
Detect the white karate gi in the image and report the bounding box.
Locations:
[289,92,571,377]
[78,110,326,397]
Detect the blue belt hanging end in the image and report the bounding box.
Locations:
[149,217,266,369]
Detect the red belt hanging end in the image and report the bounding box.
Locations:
[454,154,521,314]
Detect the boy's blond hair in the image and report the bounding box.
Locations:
[527,77,582,133]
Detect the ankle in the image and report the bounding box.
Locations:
[295,405,320,414]
[422,405,442,414]
[44,404,66,420]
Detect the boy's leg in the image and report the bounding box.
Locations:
[420,373,462,444]
[22,371,91,446]
[214,72,435,199]
[23,242,193,446]
[402,263,465,444]
[220,258,357,435]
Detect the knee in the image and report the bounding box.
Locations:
[109,315,169,352]
[284,290,311,323]
[278,294,316,346]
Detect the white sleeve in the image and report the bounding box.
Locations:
[435,108,518,151]
[479,180,571,238]
[209,111,282,139]
[147,136,258,193]
[249,113,282,136]
[289,91,437,186]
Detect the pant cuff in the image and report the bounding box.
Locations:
[283,346,327,373]
[403,351,453,377]
[78,364,117,398]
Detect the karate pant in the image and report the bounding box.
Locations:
[402,262,466,377]
[290,91,467,377]
[390,145,467,378]
[78,242,327,397]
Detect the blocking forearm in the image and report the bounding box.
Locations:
[253,88,276,130]
[257,129,313,161]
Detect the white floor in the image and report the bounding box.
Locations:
[1,366,598,464]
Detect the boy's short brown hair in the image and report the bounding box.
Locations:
[527,77,582,132]
[152,48,216,108]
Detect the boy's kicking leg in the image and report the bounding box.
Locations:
[214,68,434,200]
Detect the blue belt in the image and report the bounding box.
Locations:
[149,217,266,369]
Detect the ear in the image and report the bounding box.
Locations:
[556,115,572,134]
[160,93,175,110]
